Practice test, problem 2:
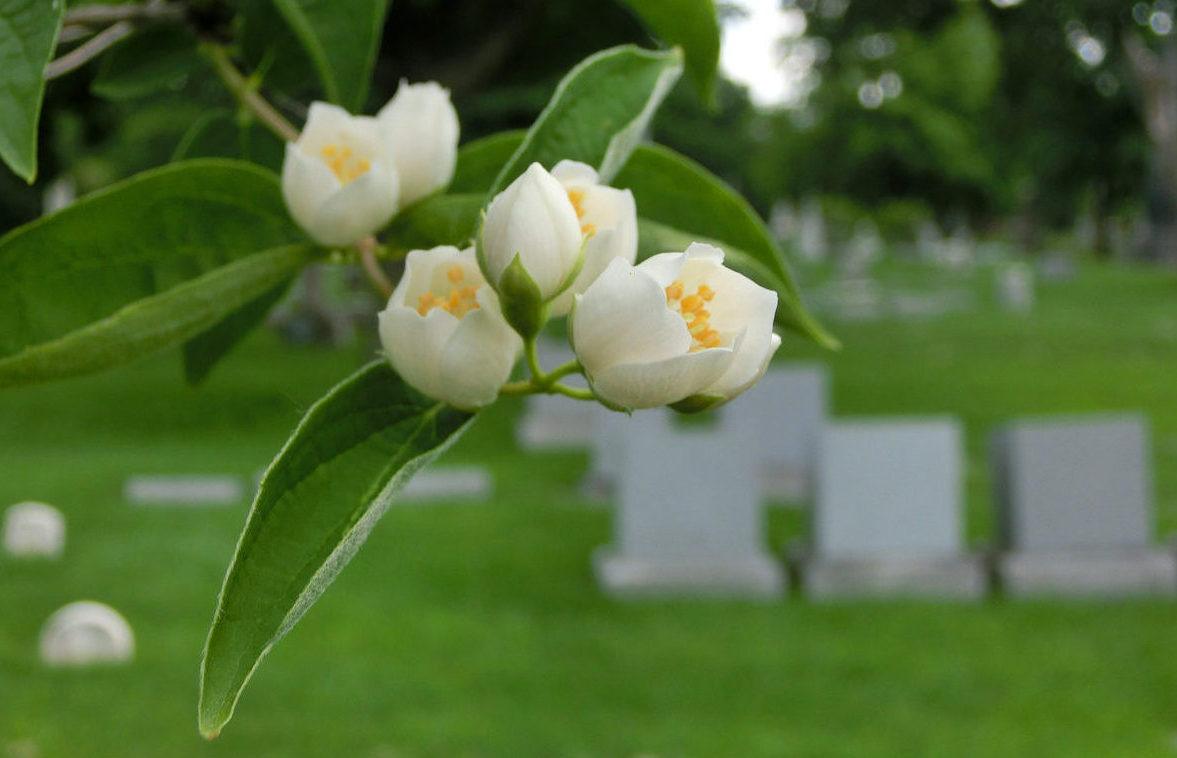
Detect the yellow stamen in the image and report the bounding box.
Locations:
[567,189,586,218]
[319,142,371,184]
[581,222,597,237]
[447,265,464,283]
[665,278,723,351]
[415,270,482,319]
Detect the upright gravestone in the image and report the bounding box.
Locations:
[594,409,784,597]
[396,466,492,503]
[3,502,65,558]
[582,405,630,500]
[800,418,985,599]
[992,414,1175,597]
[516,337,594,449]
[39,601,135,667]
[722,365,829,501]
[995,262,1035,313]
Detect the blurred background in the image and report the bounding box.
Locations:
[3,0,1177,755]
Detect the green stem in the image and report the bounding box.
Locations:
[200,43,299,143]
[524,339,544,382]
[545,359,582,383]
[548,384,594,401]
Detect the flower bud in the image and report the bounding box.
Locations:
[282,102,399,246]
[479,162,584,302]
[377,81,459,207]
[571,243,781,410]
[379,246,522,410]
[547,160,638,317]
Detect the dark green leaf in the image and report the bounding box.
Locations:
[182,277,294,385]
[0,159,309,385]
[0,244,315,387]
[615,143,836,348]
[269,0,389,110]
[615,0,720,102]
[450,130,526,194]
[0,0,65,181]
[489,45,682,195]
[91,25,202,100]
[383,193,483,252]
[198,361,475,738]
[172,109,285,172]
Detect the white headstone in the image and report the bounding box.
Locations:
[996,262,1035,313]
[992,414,1175,596]
[721,365,828,501]
[124,475,244,506]
[583,405,630,499]
[397,466,492,503]
[594,409,784,598]
[797,197,829,263]
[39,601,135,667]
[516,337,594,449]
[801,418,984,598]
[3,502,64,558]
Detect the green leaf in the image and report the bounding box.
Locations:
[450,130,526,194]
[383,193,483,252]
[0,159,308,386]
[0,244,315,387]
[614,143,837,348]
[489,45,682,195]
[172,109,285,172]
[615,0,720,102]
[269,0,390,110]
[0,0,65,182]
[182,278,293,385]
[198,361,475,738]
[91,25,202,100]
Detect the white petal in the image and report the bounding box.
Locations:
[591,348,735,409]
[437,291,522,409]
[309,165,400,246]
[378,81,459,207]
[571,258,690,374]
[709,332,781,402]
[548,187,637,316]
[299,102,354,145]
[481,163,582,297]
[281,143,340,237]
[551,159,600,186]
[378,305,458,401]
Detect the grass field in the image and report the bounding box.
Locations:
[3,260,1177,757]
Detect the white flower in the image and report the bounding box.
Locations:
[479,162,584,300]
[547,160,638,316]
[571,243,781,410]
[282,102,399,246]
[377,81,459,208]
[378,246,521,409]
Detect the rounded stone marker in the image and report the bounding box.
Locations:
[39,601,135,667]
[3,502,65,558]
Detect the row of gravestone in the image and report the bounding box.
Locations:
[518,344,1175,599]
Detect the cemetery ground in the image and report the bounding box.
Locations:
[2,260,1177,757]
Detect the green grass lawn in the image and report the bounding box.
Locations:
[3,261,1177,757]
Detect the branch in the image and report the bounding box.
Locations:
[65,1,185,26]
[200,43,300,143]
[357,236,394,300]
[45,21,135,80]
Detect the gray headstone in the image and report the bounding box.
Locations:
[124,475,244,506]
[3,502,64,558]
[801,417,985,599]
[995,262,1035,313]
[396,466,492,503]
[721,365,828,501]
[992,414,1174,597]
[594,409,783,598]
[39,601,134,667]
[582,405,629,500]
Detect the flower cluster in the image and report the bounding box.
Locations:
[376,162,781,413]
[280,85,779,413]
[282,81,458,246]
